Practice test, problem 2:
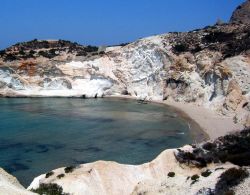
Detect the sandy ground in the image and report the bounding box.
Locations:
[164,100,244,140]
[107,95,244,140]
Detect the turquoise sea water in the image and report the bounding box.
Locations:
[0,98,203,186]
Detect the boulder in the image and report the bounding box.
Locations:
[223,80,243,112]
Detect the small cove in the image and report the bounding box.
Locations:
[0,97,205,186]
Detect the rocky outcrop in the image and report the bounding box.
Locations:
[230,0,250,24]
[223,79,244,113]
[27,128,250,195]
[0,168,36,195]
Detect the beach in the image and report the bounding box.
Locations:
[164,100,244,140]
[108,95,244,140]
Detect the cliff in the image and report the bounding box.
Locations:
[1,23,249,126]
[0,168,35,195]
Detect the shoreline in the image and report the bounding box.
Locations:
[0,95,243,140]
[0,95,247,194]
[107,95,244,140]
[163,100,244,140]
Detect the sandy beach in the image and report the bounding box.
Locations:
[164,100,244,140]
[107,95,244,140]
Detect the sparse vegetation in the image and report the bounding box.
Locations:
[45,171,54,178]
[214,168,249,194]
[31,183,69,195]
[191,174,200,185]
[175,128,250,167]
[84,45,98,53]
[38,49,57,59]
[118,42,129,47]
[64,166,76,173]
[202,142,216,151]
[191,174,199,181]
[0,50,5,56]
[99,51,105,55]
[203,31,234,43]
[19,50,25,55]
[4,53,18,61]
[201,170,212,177]
[167,172,175,177]
[57,174,65,179]
[173,43,189,53]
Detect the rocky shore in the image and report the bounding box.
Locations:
[26,128,250,195]
[0,0,250,194]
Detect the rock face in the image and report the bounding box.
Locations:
[0,24,250,125]
[0,168,35,195]
[28,128,250,195]
[230,0,250,24]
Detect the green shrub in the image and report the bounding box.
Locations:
[31,183,69,195]
[201,170,212,177]
[64,166,76,173]
[173,43,188,53]
[167,172,175,177]
[191,174,199,181]
[45,171,54,178]
[214,168,249,194]
[190,174,200,185]
[57,174,65,179]
[84,45,98,52]
[29,50,36,55]
[4,53,18,61]
[19,50,26,55]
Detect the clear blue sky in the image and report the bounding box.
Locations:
[0,0,245,49]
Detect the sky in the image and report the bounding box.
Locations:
[0,0,246,49]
